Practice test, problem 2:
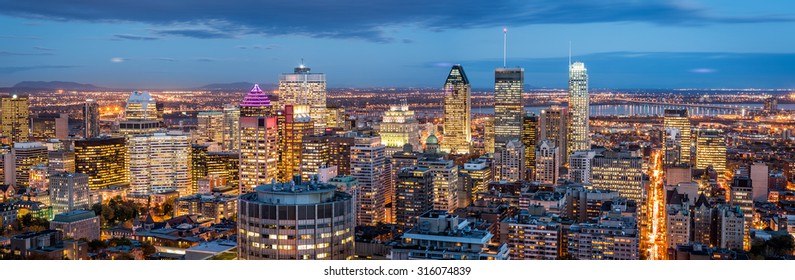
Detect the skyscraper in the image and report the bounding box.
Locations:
[522,113,538,180]
[535,140,560,185]
[568,150,595,184]
[350,135,387,226]
[394,166,434,230]
[695,129,726,180]
[567,62,589,158]
[300,135,330,182]
[441,65,472,155]
[277,105,313,182]
[663,109,692,166]
[495,140,525,182]
[118,91,161,136]
[11,142,48,188]
[84,99,100,139]
[74,137,127,190]
[494,68,524,150]
[379,100,420,157]
[238,116,279,194]
[1,94,29,143]
[49,173,90,215]
[222,104,241,152]
[240,84,273,118]
[127,132,191,196]
[539,107,568,163]
[278,64,327,134]
[591,150,644,203]
[196,111,224,144]
[418,156,460,213]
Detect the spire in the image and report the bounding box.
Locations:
[503,27,507,67]
[240,83,272,107]
[568,41,572,66]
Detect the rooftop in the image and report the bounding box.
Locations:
[53,210,97,223]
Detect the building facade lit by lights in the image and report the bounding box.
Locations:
[1,94,29,143]
[278,64,327,134]
[84,99,100,139]
[441,65,472,155]
[196,111,224,145]
[663,109,692,166]
[239,116,279,194]
[222,104,240,152]
[119,91,161,136]
[695,129,726,181]
[74,137,127,190]
[535,140,560,185]
[567,62,589,158]
[494,68,524,150]
[539,107,568,164]
[495,140,525,182]
[238,176,355,260]
[522,113,538,180]
[240,84,273,118]
[277,104,314,182]
[127,132,191,196]
[379,100,421,157]
[591,150,644,203]
[350,135,388,226]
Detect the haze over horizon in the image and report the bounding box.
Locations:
[1,0,793,89]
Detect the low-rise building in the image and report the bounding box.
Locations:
[174,193,237,223]
[50,210,100,241]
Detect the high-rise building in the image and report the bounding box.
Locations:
[750,162,769,202]
[441,65,471,155]
[74,137,127,190]
[277,105,314,182]
[483,116,495,154]
[240,84,273,118]
[48,150,75,174]
[127,132,191,196]
[535,140,560,185]
[522,114,538,180]
[118,91,161,136]
[222,104,241,151]
[206,152,239,191]
[495,140,525,182]
[30,113,68,141]
[83,99,100,139]
[730,176,753,251]
[350,136,388,226]
[494,68,524,150]
[663,109,691,166]
[568,150,595,184]
[301,134,330,182]
[539,107,568,163]
[460,158,492,201]
[278,64,327,134]
[190,145,208,194]
[325,106,346,129]
[50,173,90,215]
[567,211,639,260]
[692,196,745,251]
[500,209,562,260]
[567,62,589,158]
[1,94,29,143]
[238,116,279,194]
[695,129,726,180]
[591,150,644,203]
[418,156,460,213]
[394,166,434,230]
[238,177,355,260]
[329,133,356,176]
[666,189,691,249]
[196,111,224,144]
[379,100,420,157]
[11,142,48,188]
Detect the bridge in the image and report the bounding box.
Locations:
[615,98,762,114]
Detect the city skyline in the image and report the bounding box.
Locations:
[1,1,794,89]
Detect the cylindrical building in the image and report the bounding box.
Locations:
[238,176,355,260]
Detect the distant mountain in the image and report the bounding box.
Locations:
[12,81,106,91]
[197,82,277,91]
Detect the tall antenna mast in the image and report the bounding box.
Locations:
[503,27,507,67]
[568,41,572,66]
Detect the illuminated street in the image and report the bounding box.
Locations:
[646,150,667,260]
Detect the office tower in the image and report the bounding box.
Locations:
[494,139,525,182]
[238,177,355,260]
[278,64,327,134]
[494,68,524,150]
[567,62,589,158]
[394,166,434,229]
[238,116,278,194]
[50,173,90,215]
[328,133,355,176]
[1,94,29,143]
[350,136,387,226]
[118,91,161,136]
[750,162,769,202]
[663,109,691,166]
[391,210,509,260]
[568,150,595,184]
[535,140,560,185]
[567,211,639,260]
[301,134,330,182]
[695,129,726,180]
[206,152,239,191]
[484,116,495,154]
[11,142,48,188]
[49,210,100,241]
[240,84,273,117]
[501,209,562,260]
[730,176,753,251]
[666,189,691,249]
[190,145,208,195]
[222,104,240,151]
[30,113,68,141]
[591,150,644,202]
[539,107,568,163]
[418,156,460,213]
[461,158,492,200]
[48,150,75,174]
[84,99,100,139]
[441,65,472,155]
[379,100,420,157]
[127,132,191,196]
[522,113,538,180]
[196,111,224,144]
[277,105,314,182]
[74,137,127,190]
[325,106,346,129]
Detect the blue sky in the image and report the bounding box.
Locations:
[0,0,793,89]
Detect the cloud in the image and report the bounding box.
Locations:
[194,57,216,62]
[0,65,78,74]
[690,68,717,73]
[32,46,54,51]
[110,57,125,63]
[113,33,160,40]
[0,50,52,56]
[153,57,177,62]
[0,0,788,42]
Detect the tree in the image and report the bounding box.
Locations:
[141,242,156,256]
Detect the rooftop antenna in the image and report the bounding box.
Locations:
[300,58,304,67]
[568,41,572,66]
[503,27,507,67]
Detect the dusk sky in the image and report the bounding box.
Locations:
[0,0,793,89]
